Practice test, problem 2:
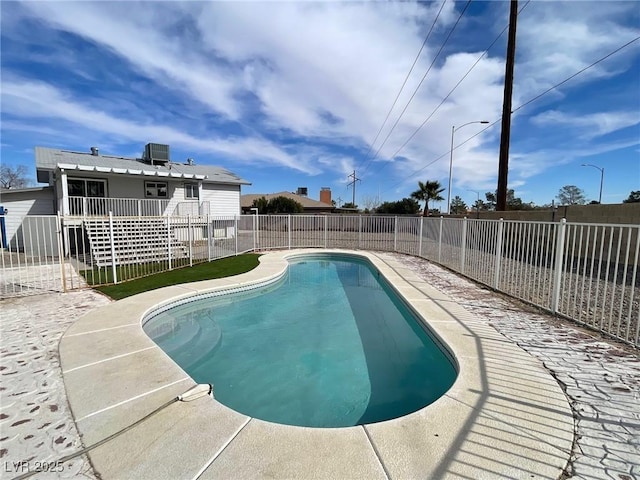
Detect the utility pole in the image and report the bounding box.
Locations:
[496,0,518,211]
[347,171,361,207]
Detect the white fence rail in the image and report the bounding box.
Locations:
[69,196,170,216]
[1,214,638,347]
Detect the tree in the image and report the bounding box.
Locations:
[361,195,381,212]
[252,196,304,214]
[473,199,488,211]
[252,196,269,213]
[556,185,587,205]
[341,202,358,210]
[0,164,30,189]
[483,189,532,211]
[484,191,497,211]
[375,198,420,215]
[411,180,445,216]
[449,196,468,214]
[623,191,640,203]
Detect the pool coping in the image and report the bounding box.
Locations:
[60,249,574,479]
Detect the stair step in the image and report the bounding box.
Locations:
[83,220,193,267]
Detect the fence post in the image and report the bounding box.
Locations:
[188,215,193,267]
[551,218,567,313]
[256,214,260,250]
[324,215,328,249]
[461,217,467,274]
[394,216,398,252]
[288,215,291,249]
[56,215,67,292]
[108,211,118,284]
[167,216,172,270]
[493,218,504,289]
[418,217,424,257]
[207,214,212,261]
[253,214,257,252]
[438,216,443,263]
[235,216,239,255]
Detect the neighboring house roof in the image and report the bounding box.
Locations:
[0,186,53,195]
[35,147,250,185]
[241,192,333,210]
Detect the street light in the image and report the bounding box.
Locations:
[581,164,604,204]
[448,121,489,214]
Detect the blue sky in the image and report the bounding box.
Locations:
[1,1,639,208]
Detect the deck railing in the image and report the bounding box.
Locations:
[1,213,638,347]
[69,196,171,216]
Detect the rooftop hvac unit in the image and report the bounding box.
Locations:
[296,187,308,197]
[144,143,170,164]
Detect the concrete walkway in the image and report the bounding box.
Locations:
[1,251,638,479]
[386,252,640,480]
[1,290,110,479]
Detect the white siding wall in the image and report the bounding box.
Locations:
[202,184,241,216]
[0,188,56,252]
[107,175,146,198]
[167,182,190,215]
[56,172,241,217]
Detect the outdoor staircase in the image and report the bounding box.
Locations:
[82,217,189,267]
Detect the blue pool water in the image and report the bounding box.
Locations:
[144,255,457,427]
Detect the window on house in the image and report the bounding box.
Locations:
[185,183,199,199]
[68,178,106,197]
[145,181,168,198]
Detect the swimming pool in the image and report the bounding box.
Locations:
[143,253,457,428]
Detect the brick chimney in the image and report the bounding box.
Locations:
[320,187,332,205]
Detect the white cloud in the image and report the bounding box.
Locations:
[7,1,507,181]
[508,138,640,185]
[530,110,640,139]
[1,78,317,174]
[3,0,638,201]
[18,2,242,119]
[515,2,639,99]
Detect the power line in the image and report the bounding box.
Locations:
[355,0,447,173]
[379,34,640,196]
[359,0,473,177]
[512,35,640,114]
[366,0,531,179]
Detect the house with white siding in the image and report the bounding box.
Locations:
[33,143,250,217]
[0,186,57,250]
[1,143,250,251]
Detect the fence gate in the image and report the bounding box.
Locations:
[0,215,69,297]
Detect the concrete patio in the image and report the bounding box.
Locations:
[1,250,638,479]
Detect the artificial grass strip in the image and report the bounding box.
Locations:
[94,254,261,300]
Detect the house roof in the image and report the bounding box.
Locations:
[35,147,250,185]
[0,186,53,195]
[241,192,333,210]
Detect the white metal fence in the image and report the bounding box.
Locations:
[1,214,638,347]
[69,196,171,216]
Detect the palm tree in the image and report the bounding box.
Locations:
[411,180,445,216]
